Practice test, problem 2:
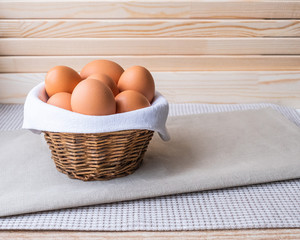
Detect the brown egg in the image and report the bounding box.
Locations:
[80,60,124,84]
[71,78,116,116]
[87,74,119,96]
[115,90,150,113]
[45,66,82,97]
[38,88,49,103]
[117,66,155,103]
[47,92,72,111]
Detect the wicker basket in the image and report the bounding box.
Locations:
[43,129,154,181]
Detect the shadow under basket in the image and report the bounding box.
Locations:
[43,130,154,181]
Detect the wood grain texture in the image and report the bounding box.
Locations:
[0,73,41,104]
[1,0,300,19]
[1,38,300,56]
[1,56,300,73]
[1,20,300,38]
[0,229,300,240]
[1,72,300,107]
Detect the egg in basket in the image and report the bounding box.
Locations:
[23,60,169,181]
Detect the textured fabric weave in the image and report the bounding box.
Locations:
[0,103,299,230]
[0,180,299,230]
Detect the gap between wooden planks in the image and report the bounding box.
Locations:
[1,56,300,73]
[1,72,300,108]
[1,38,299,56]
[1,20,299,38]
[0,0,300,19]
[0,229,300,240]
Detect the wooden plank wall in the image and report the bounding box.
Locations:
[0,0,300,106]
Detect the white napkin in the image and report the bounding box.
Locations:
[22,82,170,141]
[1,108,300,217]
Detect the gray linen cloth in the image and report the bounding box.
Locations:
[0,108,300,217]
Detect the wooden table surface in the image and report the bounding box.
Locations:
[1,229,300,240]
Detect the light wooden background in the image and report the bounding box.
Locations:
[0,0,300,107]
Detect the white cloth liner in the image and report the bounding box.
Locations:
[22,82,170,141]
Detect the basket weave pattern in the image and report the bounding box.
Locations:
[44,130,154,181]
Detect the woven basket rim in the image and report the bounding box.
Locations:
[43,129,154,135]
